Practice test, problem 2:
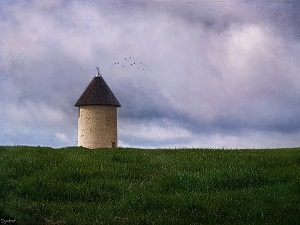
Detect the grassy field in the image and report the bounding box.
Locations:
[0,146,299,225]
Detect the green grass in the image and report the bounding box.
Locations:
[0,146,299,225]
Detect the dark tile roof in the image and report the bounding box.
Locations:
[75,76,121,107]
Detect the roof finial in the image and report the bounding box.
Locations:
[96,67,101,77]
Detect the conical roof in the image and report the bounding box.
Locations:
[75,75,121,107]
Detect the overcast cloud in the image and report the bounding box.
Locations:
[0,0,299,148]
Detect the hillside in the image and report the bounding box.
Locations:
[0,146,299,224]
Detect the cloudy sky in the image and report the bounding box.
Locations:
[0,0,299,148]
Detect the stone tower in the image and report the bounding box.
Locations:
[75,69,121,149]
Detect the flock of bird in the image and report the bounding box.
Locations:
[114,57,144,70]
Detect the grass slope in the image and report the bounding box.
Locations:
[0,146,299,225]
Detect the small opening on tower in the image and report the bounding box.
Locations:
[111,141,116,148]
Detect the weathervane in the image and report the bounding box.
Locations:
[96,67,101,77]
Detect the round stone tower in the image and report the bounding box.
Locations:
[75,69,121,149]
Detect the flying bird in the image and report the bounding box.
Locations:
[114,57,144,70]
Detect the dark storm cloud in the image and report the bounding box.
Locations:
[0,0,299,148]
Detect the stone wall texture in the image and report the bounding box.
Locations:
[78,105,118,149]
